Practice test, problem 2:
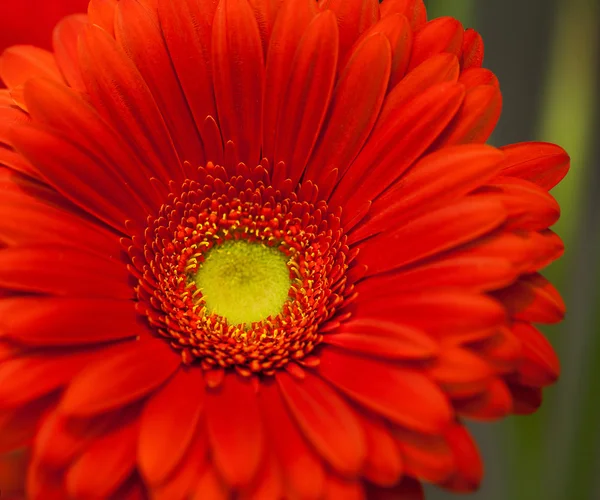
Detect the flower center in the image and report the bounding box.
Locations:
[128,162,351,375]
[194,240,292,326]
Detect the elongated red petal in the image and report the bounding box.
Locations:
[494,273,565,324]
[353,290,507,344]
[461,28,484,70]
[259,381,325,500]
[380,0,427,30]
[88,0,117,36]
[0,297,143,346]
[205,373,264,487]
[441,424,482,492]
[306,32,392,184]
[52,14,87,91]
[65,416,138,498]
[433,84,502,146]
[138,368,206,485]
[358,196,506,275]
[262,0,317,162]
[79,24,181,184]
[354,144,504,241]
[60,339,179,416]
[332,82,465,217]
[409,16,463,70]
[0,245,131,298]
[212,0,264,166]
[318,347,452,433]
[322,0,380,65]
[158,0,218,144]
[273,11,339,186]
[512,321,560,387]
[0,46,63,88]
[117,0,205,164]
[499,141,570,190]
[359,414,403,486]
[276,371,366,475]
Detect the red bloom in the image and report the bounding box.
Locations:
[0,0,568,499]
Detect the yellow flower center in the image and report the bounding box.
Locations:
[194,240,292,326]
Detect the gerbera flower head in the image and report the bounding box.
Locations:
[0,0,569,498]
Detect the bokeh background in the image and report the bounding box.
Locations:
[0,0,599,499]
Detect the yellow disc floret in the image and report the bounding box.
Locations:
[194,240,292,326]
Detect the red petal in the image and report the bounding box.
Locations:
[65,415,138,498]
[334,317,439,359]
[426,347,493,398]
[11,124,148,231]
[22,78,160,208]
[0,245,131,299]
[262,0,317,162]
[352,290,506,344]
[273,11,339,186]
[60,338,179,416]
[393,427,454,483]
[459,67,499,89]
[512,322,560,387]
[139,368,206,485]
[354,144,504,242]
[150,426,209,500]
[480,177,560,231]
[88,0,117,37]
[52,15,87,91]
[323,332,437,361]
[332,82,465,218]
[380,0,427,30]
[493,273,565,324]
[460,29,484,70]
[499,141,570,190]
[158,0,219,144]
[352,13,412,89]
[259,381,325,500]
[190,466,228,500]
[0,297,144,346]
[0,396,53,453]
[276,370,366,475]
[305,32,392,185]
[0,349,106,407]
[433,84,502,146]
[358,196,506,276]
[248,0,285,55]
[205,373,264,487]
[0,46,63,88]
[116,0,205,167]
[442,424,482,492]
[321,0,380,65]
[319,348,452,433]
[33,409,124,468]
[79,24,181,184]
[376,52,460,128]
[359,414,403,486]
[409,17,463,71]
[212,0,264,166]
[454,378,513,421]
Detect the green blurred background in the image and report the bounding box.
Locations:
[424,0,600,499]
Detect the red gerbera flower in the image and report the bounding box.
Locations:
[0,0,568,499]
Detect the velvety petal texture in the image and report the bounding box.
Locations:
[0,0,568,499]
